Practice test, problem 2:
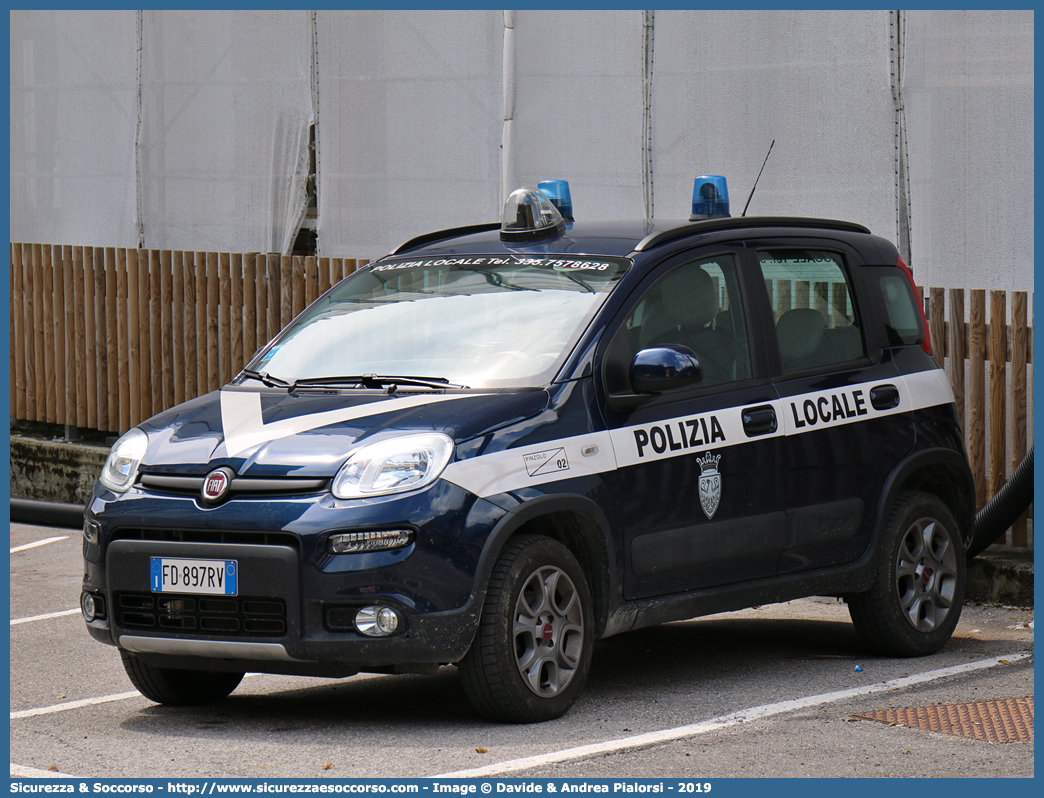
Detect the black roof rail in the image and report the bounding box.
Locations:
[391,223,501,255]
[632,216,872,253]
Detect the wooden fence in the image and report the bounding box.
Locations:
[920,287,1034,547]
[8,243,1033,547]
[9,244,367,434]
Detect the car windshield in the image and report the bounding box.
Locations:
[250,254,631,389]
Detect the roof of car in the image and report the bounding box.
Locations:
[390,216,876,261]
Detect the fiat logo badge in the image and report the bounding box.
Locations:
[202,468,233,503]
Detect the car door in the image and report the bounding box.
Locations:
[753,241,917,573]
[595,247,788,600]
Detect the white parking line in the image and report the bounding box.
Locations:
[11,536,70,554]
[10,763,77,778]
[10,674,267,720]
[11,608,82,626]
[11,690,146,720]
[434,652,1033,778]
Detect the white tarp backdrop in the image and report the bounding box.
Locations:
[9,9,1033,293]
[903,10,1034,294]
[510,10,647,221]
[652,10,898,237]
[315,10,503,257]
[138,10,313,255]
[10,10,139,248]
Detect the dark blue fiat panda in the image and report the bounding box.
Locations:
[82,178,974,723]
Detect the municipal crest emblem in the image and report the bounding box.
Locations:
[697,452,722,519]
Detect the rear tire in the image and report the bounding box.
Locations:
[849,491,965,656]
[120,651,244,706]
[459,534,593,723]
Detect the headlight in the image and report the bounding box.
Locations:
[331,433,454,499]
[99,428,149,493]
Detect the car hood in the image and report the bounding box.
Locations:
[137,388,549,477]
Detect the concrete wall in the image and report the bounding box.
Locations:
[10,436,109,505]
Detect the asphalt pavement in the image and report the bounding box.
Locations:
[9,521,1034,780]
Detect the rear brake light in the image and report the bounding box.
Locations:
[896,255,931,356]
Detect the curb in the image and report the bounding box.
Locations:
[966,546,1034,607]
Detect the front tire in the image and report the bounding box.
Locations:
[459,535,593,723]
[120,651,244,705]
[849,491,965,656]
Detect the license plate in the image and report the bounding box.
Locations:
[150,558,238,596]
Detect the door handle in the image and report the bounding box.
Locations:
[870,384,901,411]
[742,404,777,437]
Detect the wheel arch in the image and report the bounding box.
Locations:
[473,494,618,639]
[876,447,976,547]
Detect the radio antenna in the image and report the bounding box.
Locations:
[741,139,775,217]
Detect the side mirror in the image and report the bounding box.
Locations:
[607,345,703,412]
[631,345,703,393]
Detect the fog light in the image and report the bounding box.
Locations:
[355,605,401,637]
[81,592,96,622]
[327,529,413,554]
[83,519,101,545]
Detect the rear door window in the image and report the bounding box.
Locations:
[757,250,864,373]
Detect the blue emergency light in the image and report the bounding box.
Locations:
[691,175,730,219]
[538,180,574,222]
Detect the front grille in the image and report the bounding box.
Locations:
[111,528,300,549]
[138,473,327,497]
[115,592,287,636]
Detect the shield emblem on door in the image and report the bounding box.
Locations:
[697,453,722,519]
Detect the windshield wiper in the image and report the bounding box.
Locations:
[560,271,595,293]
[240,369,292,388]
[291,374,470,391]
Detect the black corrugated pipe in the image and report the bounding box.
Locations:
[10,498,86,530]
[966,446,1034,561]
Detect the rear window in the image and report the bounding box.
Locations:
[871,269,925,347]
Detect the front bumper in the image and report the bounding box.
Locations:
[82,479,507,674]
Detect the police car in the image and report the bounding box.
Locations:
[82,177,974,723]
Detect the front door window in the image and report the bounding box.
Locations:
[619,255,752,390]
